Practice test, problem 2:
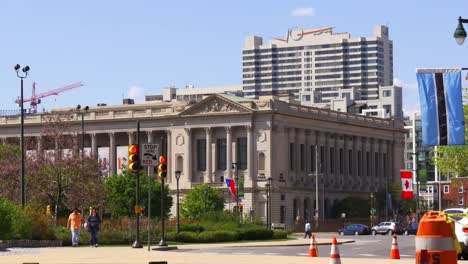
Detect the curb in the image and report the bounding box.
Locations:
[223,240,355,248]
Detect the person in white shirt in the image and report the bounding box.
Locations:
[304,221,312,239]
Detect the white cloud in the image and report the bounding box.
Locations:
[127,86,145,104]
[291,7,315,17]
[394,78,420,117]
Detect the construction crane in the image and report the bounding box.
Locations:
[15,82,84,113]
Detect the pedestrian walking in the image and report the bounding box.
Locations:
[304,220,312,239]
[66,208,83,247]
[86,208,102,247]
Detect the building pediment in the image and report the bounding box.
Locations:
[178,94,253,116]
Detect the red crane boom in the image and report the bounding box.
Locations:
[21,82,83,103]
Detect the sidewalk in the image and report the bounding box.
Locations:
[0,236,417,264]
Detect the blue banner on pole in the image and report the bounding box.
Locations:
[416,69,465,146]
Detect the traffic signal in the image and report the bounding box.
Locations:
[46,205,52,216]
[128,144,139,173]
[158,155,167,179]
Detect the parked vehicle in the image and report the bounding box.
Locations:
[338,224,371,235]
[402,223,418,235]
[371,221,403,235]
[444,208,468,260]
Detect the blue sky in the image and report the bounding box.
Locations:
[1,1,467,115]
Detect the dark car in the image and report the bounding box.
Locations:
[338,224,371,235]
[402,223,419,235]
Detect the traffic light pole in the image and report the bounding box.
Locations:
[159,177,167,247]
[132,121,142,248]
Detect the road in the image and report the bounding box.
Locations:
[183,233,417,259]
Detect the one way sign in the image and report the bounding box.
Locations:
[141,144,159,167]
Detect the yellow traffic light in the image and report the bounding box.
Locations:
[46,205,52,216]
[128,144,139,173]
[158,155,167,179]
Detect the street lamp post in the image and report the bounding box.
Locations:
[454,16,468,45]
[266,177,272,228]
[76,105,89,155]
[175,170,181,233]
[14,64,30,207]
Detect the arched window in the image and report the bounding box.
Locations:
[258,152,265,171]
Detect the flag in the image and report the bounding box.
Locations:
[225,178,238,201]
[416,69,465,146]
[400,170,414,199]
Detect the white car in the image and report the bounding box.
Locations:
[444,208,468,259]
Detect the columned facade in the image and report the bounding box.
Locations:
[0,94,405,228]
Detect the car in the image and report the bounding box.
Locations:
[402,223,418,235]
[371,221,403,235]
[338,224,370,235]
[444,208,468,260]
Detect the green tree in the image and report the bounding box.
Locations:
[180,184,225,220]
[104,170,172,219]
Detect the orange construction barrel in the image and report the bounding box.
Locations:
[415,211,458,264]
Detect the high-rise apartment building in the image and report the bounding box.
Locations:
[242,25,393,102]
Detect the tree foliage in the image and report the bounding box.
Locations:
[104,170,173,219]
[180,184,225,220]
[0,113,105,221]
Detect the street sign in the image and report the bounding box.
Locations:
[370,208,376,216]
[141,144,159,167]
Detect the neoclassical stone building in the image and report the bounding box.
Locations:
[0,94,405,227]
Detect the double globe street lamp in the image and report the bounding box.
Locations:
[14,64,30,207]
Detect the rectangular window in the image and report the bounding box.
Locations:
[459,197,464,206]
[383,90,392,97]
[366,152,370,176]
[358,151,362,176]
[311,146,316,172]
[348,150,353,174]
[280,205,286,224]
[444,185,449,194]
[290,143,295,170]
[197,139,206,171]
[459,186,464,194]
[375,152,379,176]
[339,149,343,174]
[330,148,334,173]
[237,137,247,170]
[300,144,305,171]
[216,138,227,170]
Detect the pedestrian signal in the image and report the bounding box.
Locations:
[158,155,167,179]
[128,144,139,173]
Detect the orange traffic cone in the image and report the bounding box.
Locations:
[390,233,400,259]
[329,237,341,264]
[308,234,318,257]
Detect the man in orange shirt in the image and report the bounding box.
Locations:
[66,208,83,247]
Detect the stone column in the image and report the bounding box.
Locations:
[166,130,172,183]
[37,136,43,157]
[109,132,116,176]
[343,135,347,186]
[205,128,212,183]
[91,133,98,158]
[128,132,135,145]
[246,125,254,183]
[353,136,359,181]
[226,127,232,179]
[184,128,192,182]
[0,138,5,145]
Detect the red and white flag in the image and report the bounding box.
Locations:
[400,170,414,199]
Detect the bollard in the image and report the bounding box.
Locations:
[415,211,457,264]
